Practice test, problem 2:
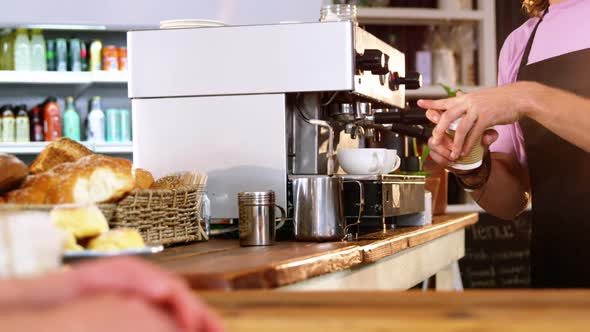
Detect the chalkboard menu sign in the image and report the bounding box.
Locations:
[460,211,532,288]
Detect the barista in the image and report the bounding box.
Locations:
[419,0,590,287]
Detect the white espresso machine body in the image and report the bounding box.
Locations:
[132,94,287,219]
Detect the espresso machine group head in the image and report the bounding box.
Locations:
[128,20,427,225]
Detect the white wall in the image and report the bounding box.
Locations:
[0,0,324,29]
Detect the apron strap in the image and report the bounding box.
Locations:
[518,8,550,73]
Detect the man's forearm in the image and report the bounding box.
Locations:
[522,82,590,153]
[0,271,79,310]
[467,153,530,220]
[0,310,57,332]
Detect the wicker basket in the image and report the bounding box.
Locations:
[107,186,208,245]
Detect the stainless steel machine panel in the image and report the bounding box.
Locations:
[341,174,425,217]
[354,27,405,108]
[128,22,406,107]
[132,94,287,219]
[382,176,425,216]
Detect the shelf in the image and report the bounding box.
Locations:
[406,85,486,98]
[446,203,532,214]
[0,71,128,84]
[357,7,486,25]
[446,203,484,213]
[91,142,134,154]
[0,141,133,154]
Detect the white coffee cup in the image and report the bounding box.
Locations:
[337,148,389,175]
[382,149,401,174]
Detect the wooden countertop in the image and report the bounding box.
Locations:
[201,290,590,332]
[151,213,478,290]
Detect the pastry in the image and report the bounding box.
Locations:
[50,205,109,239]
[87,228,145,251]
[133,168,155,190]
[3,187,48,204]
[21,172,60,190]
[29,138,93,174]
[0,154,28,195]
[4,155,135,205]
[4,171,62,204]
[62,231,84,251]
[45,155,134,204]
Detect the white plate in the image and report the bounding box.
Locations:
[160,19,225,29]
[63,245,164,263]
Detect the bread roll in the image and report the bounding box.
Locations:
[4,172,61,204]
[51,205,109,239]
[29,138,93,174]
[62,231,84,251]
[0,154,28,195]
[3,187,49,204]
[87,229,145,251]
[45,155,134,204]
[133,168,154,190]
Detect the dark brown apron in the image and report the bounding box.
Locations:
[517,9,590,288]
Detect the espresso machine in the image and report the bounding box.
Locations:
[128,20,430,238]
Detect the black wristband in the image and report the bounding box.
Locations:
[455,151,492,192]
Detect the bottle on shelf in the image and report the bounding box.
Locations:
[415,26,434,87]
[451,24,476,86]
[89,40,102,72]
[1,30,14,71]
[43,97,62,141]
[46,39,56,71]
[80,42,88,72]
[15,105,30,143]
[1,105,16,143]
[118,47,127,71]
[55,38,68,72]
[30,29,47,71]
[29,104,44,142]
[87,96,105,142]
[13,28,32,71]
[69,39,82,72]
[120,109,131,142]
[431,26,458,87]
[63,96,81,141]
[102,45,118,71]
[105,108,120,142]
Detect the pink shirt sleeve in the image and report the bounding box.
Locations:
[488,27,531,167]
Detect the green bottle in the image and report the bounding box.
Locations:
[63,96,81,141]
[0,30,14,70]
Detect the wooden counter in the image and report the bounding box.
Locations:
[201,290,590,332]
[151,213,478,290]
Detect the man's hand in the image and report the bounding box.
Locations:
[424,107,498,171]
[0,257,223,332]
[418,82,535,163]
[3,294,184,332]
